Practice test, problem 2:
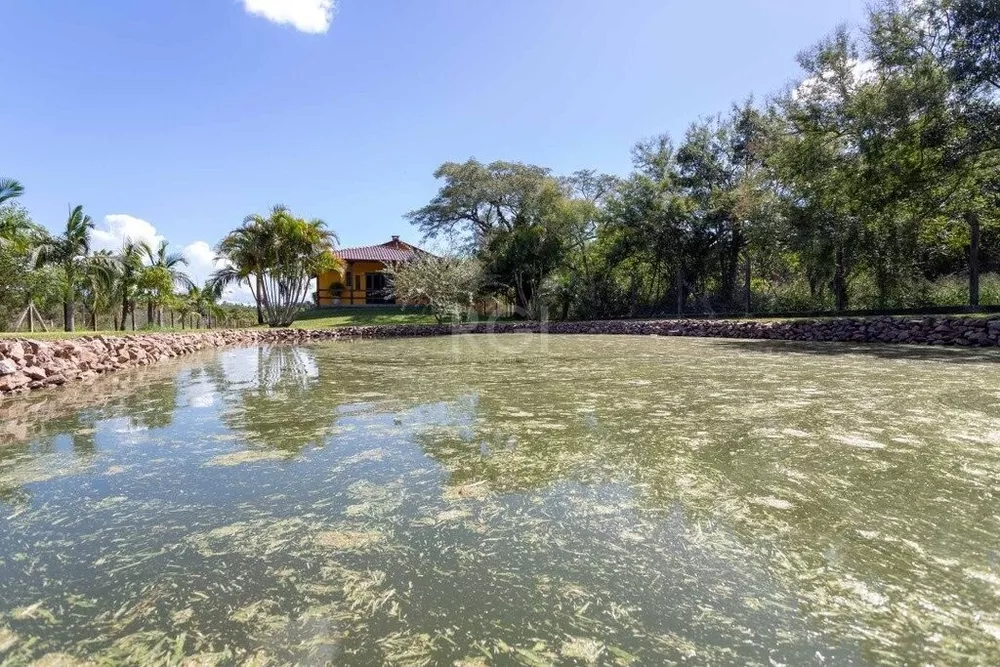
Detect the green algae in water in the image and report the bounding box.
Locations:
[1,335,1000,664]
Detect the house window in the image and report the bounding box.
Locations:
[355,275,362,291]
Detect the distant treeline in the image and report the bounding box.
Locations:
[407,0,999,319]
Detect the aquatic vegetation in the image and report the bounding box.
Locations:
[314,528,384,550]
[1,336,999,663]
[203,450,291,467]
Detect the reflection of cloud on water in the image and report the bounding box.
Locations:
[178,370,217,409]
[189,391,216,409]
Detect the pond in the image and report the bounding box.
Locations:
[1,335,999,665]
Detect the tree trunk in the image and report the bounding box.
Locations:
[743,253,752,315]
[28,299,34,333]
[121,295,129,331]
[64,299,74,332]
[256,279,264,325]
[130,309,136,331]
[834,247,847,312]
[723,229,744,309]
[676,265,684,316]
[170,311,175,329]
[967,211,980,309]
[91,311,98,331]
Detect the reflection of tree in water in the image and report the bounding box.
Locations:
[379,338,1000,664]
[210,346,337,453]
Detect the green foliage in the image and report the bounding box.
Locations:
[0,179,259,333]
[403,0,998,318]
[386,254,483,323]
[0,178,25,206]
[4,0,998,330]
[407,160,570,315]
[34,205,95,331]
[214,205,339,327]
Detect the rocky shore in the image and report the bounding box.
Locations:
[1,314,998,396]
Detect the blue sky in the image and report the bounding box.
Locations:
[4,0,865,293]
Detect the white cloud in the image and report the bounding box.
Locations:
[242,0,336,34]
[92,214,256,305]
[181,240,219,285]
[92,214,165,253]
[181,241,257,305]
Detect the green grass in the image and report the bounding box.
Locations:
[291,306,438,329]
[0,308,435,339]
[0,327,217,340]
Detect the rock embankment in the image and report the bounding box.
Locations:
[1,315,998,396]
[330,314,1000,346]
[0,331,274,395]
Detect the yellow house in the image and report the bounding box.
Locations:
[316,236,429,307]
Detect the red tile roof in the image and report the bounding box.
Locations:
[334,238,428,263]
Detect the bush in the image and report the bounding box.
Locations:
[925,273,1000,307]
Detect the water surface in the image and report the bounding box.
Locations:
[1,335,999,665]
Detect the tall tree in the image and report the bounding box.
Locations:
[774,27,874,310]
[214,206,338,327]
[115,239,150,331]
[37,205,95,331]
[142,240,193,327]
[675,101,779,309]
[869,0,1000,307]
[407,159,569,313]
[79,250,118,331]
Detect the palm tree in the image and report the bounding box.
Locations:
[142,240,193,327]
[199,282,225,328]
[37,205,95,332]
[213,205,339,327]
[211,210,275,325]
[115,239,149,331]
[0,200,43,250]
[0,198,48,332]
[0,178,25,205]
[79,251,119,331]
[175,290,194,329]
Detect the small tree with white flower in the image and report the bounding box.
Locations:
[387,254,482,324]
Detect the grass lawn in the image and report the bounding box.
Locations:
[291,306,438,328]
[0,308,435,339]
[0,327,214,340]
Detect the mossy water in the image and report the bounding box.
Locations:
[1,335,999,665]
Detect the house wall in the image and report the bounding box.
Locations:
[317,261,389,306]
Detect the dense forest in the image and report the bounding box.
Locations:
[408,0,999,318]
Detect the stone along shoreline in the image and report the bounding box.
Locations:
[1,314,998,396]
